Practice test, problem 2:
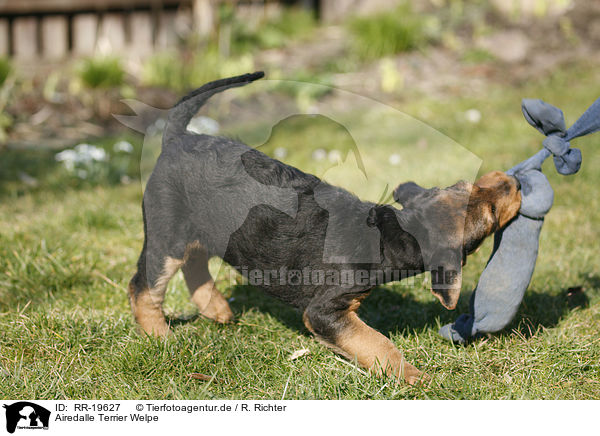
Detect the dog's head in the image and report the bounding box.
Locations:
[393,171,521,310]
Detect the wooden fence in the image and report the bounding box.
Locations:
[0,0,399,60]
[0,0,289,60]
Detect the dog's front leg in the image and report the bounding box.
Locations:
[303,294,425,385]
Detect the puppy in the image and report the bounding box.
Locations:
[128,72,521,384]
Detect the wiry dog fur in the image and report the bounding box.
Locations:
[129,72,521,384]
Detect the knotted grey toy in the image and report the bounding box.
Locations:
[440,97,600,343]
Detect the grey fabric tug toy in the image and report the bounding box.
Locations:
[439,97,600,343]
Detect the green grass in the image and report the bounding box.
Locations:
[461,47,496,64]
[1,64,600,399]
[141,7,315,93]
[141,48,255,94]
[228,7,316,55]
[347,2,439,61]
[77,57,126,89]
[0,57,12,86]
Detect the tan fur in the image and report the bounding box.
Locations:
[302,312,352,360]
[131,243,234,337]
[474,171,522,228]
[129,290,171,337]
[129,257,182,337]
[304,298,425,385]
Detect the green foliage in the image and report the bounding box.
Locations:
[0,57,12,86]
[347,3,439,60]
[271,70,333,110]
[77,57,126,89]
[462,47,496,64]
[141,52,191,92]
[229,8,316,54]
[141,7,315,93]
[141,48,254,93]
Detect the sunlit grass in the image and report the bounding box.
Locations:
[1,63,599,400]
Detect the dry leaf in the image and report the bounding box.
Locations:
[188,373,216,382]
[289,348,310,361]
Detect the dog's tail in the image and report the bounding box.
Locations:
[164,71,264,142]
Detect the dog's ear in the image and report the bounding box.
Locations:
[428,247,463,310]
[393,182,427,206]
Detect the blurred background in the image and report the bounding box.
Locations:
[1,0,599,194]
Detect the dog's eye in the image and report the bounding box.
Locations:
[490,204,497,215]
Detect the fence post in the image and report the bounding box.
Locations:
[130,11,153,57]
[0,19,8,56]
[98,13,126,54]
[13,17,38,60]
[41,16,68,60]
[73,14,98,56]
[193,0,215,37]
[157,11,178,49]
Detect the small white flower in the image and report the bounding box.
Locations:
[274,147,287,159]
[74,144,107,162]
[187,116,220,135]
[77,169,88,179]
[328,150,342,163]
[55,149,77,163]
[89,148,107,162]
[74,143,92,154]
[55,149,77,171]
[312,148,327,161]
[288,348,310,361]
[388,153,402,166]
[465,108,482,123]
[113,140,134,153]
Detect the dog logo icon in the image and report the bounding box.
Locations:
[2,402,50,433]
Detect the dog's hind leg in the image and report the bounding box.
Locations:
[303,295,425,385]
[129,244,182,337]
[181,243,233,324]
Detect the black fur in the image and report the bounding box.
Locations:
[131,72,517,346]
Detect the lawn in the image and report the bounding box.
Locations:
[1,62,599,400]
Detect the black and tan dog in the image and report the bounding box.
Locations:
[129,72,521,384]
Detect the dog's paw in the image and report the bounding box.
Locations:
[139,323,172,338]
[402,363,430,386]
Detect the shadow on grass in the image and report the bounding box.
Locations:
[166,313,201,328]
[505,276,594,339]
[224,283,487,337]
[213,275,597,342]
[470,275,595,342]
[0,148,60,196]
[166,284,452,337]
